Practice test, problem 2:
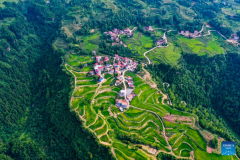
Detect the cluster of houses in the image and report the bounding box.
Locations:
[88,53,139,112]
[156,39,167,46]
[89,53,138,83]
[179,30,201,38]
[126,76,134,87]
[115,99,129,111]
[230,34,239,42]
[104,28,133,46]
[116,89,136,111]
[91,55,110,77]
[144,26,154,32]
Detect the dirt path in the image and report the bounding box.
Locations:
[141,64,168,105]
[111,147,116,159]
[130,27,137,33]
[130,105,172,152]
[86,115,98,128]
[143,45,168,64]
[145,92,155,102]
[143,29,177,64]
[122,70,127,100]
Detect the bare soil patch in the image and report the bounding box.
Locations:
[163,115,176,123]
[141,145,158,155]
[163,115,192,123]
[207,146,213,153]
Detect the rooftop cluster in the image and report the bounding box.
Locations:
[104,28,133,46]
[179,30,201,38]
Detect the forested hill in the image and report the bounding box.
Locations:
[1,0,240,159]
[0,1,112,159]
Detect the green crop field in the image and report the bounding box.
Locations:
[68,54,79,61]
[64,32,234,160]
[76,56,92,62]
[68,60,80,66]
[77,77,94,81]
[73,86,97,97]
[84,105,97,126]
[89,116,104,130]
[100,135,111,143]
[96,97,116,105]
[103,77,114,85]
[133,76,143,82]
[177,36,225,56]
[138,84,150,90]
[164,120,178,128]
[186,129,207,150]
[77,80,97,85]
[114,149,132,160]
[105,74,113,79]
[78,32,101,51]
[95,124,108,135]
[180,150,190,157]
[122,31,154,55]
[81,66,91,72]
[95,91,117,99]
[148,43,181,66]
[168,132,182,145]
[71,98,82,109]
[139,89,157,102]
[72,71,87,77]
[134,81,145,87]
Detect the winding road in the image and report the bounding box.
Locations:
[143,29,176,64]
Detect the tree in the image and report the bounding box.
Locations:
[210,137,218,149]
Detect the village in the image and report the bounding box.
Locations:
[89,51,138,112]
[104,28,133,46]
[104,26,168,47]
[178,30,202,38]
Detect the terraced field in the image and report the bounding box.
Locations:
[65,43,237,160]
[148,43,182,66]
[123,31,154,58]
[177,36,225,56]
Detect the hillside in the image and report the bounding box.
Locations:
[60,26,240,159]
[1,0,240,159]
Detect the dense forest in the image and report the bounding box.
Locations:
[0,0,112,159]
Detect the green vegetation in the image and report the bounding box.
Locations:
[100,135,111,144]
[89,116,104,130]
[180,150,190,157]
[0,0,18,8]
[77,77,94,81]
[73,86,97,97]
[105,74,113,79]
[77,80,97,85]
[209,137,218,149]
[139,89,157,102]
[95,91,117,99]
[123,32,154,56]
[148,43,181,66]
[95,125,108,136]
[186,129,207,150]
[103,77,114,85]
[164,120,178,128]
[177,36,225,56]
[3,0,240,159]
[114,149,132,160]
[72,71,87,77]
[138,84,150,91]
